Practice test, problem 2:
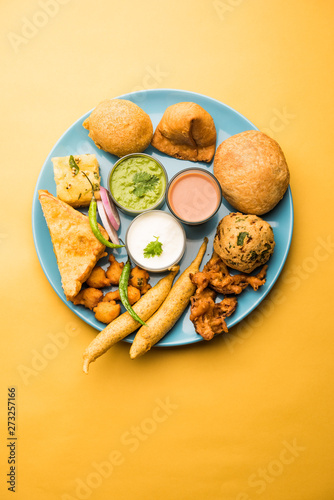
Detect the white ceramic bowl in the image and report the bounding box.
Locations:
[125,210,186,272]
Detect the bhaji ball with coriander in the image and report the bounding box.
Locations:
[213,212,275,273]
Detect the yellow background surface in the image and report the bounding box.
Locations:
[1,1,334,499]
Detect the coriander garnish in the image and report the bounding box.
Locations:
[143,236,163,258]
[133,172,159,197]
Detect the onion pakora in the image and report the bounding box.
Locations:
[190,289,237,341]
[189,251,268,341]
[191,252,267,295]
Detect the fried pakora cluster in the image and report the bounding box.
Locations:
[189,251,267,341]
[129,266,151,294]
[70,255,151,324]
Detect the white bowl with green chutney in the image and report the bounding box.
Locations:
[108,153,168,216]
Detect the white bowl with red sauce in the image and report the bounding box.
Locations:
[166,168,222,225]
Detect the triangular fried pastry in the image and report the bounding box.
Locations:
[38,190,108,300]
[151,102,216,162]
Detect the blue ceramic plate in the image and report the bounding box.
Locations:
[32,89,293,346]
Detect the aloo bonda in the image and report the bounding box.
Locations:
[83,99,153,157]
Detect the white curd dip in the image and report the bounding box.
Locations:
[125,210,186,271]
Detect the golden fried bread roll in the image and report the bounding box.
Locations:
[213,130,290,215]
[213,212,275,273]
[83,99,153,157]
[151,102,216,162]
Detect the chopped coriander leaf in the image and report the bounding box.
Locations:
[133,172,159,197]
[143,236,163,258]
[237,231,249,246]
[261,243,272,255]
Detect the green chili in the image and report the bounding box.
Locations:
[119,260,147,326]
[82,171,124,249]
[69,155,79,175]
[88,193,124,248]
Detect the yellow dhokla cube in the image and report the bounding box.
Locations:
[52,154,100,207]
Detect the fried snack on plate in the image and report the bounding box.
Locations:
[129,266,151,294]
[93,301,121,324]
[151,102,216,162]
[190,289,237,341]
[103,286,141,305]
[38,190,108,300]
[190,251,268,295]
[72,288,103,310]
[189,250,268,340]
[129,238,208,359]
[213,130,290,215]
[86,266,111,288]
[83,99,153,157]
[106,255,124,285]
[82,266,179,373]
[213,213,275,273]
[52,154,100,207]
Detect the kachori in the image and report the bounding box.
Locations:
[213,130,290,215]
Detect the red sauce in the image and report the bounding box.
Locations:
[168,170,221,223]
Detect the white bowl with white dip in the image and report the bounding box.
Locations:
[125,210,186,272]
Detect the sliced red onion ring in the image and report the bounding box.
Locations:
[97,200,120,245]
[99,186,120,231]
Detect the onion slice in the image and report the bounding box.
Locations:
[99,186,120,230]
[97,200,120,245]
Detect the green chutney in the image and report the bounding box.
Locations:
[109,155,166,211]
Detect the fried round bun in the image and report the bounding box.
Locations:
[83,99,153,157]
[213,130,290,215]
[151,102,216,162]
[213,212,275,273]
